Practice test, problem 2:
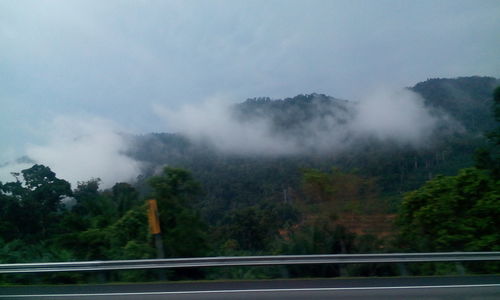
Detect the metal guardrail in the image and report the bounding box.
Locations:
[1,252,499,274]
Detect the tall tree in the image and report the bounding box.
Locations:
[397,168,499,252]
[301,168,381,215]
[72,179,117,228]
[476,86,500,177]
[111,182,140,216]
[148,167,208,258]
[0,165,71,240]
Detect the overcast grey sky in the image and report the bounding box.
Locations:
[1,0,500,184]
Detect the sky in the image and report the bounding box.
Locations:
[1,0,499,187]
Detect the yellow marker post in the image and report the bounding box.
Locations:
[147,199,161,234]
[147,199,165,261]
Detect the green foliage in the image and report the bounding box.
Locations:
[106,206,154,260]
[476,86,500,178]
[276,217,355,277]
[148,167,209,258]
[149,167,201,202]
[214,203,298,252]
[411,76,498,132]
[129,77,498,220]
[494,86,500,122]
[280,218,355,255]
[111,182,140,216]
[72,179,118,228]
[1,78,499,283]
[0,165,72,241]
[0,238,84,284]
[301,168,382,214]
[397,168,500,252]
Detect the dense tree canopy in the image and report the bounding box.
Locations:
[398,86,500,253]
[1,79,499,283]
[148,167,208,258]
[397,167,499,252]
[0,165,72,241]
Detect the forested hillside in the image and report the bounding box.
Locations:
[412,76,498,132]
[129,76,499,218]
[1,76,499,284]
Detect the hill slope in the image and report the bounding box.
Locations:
[129,76,499,222]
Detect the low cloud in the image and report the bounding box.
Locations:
[0,116,141,189]
[0,160,34,185]
[154,98,298,155]
[0,89,455,187]
[154,88,451,155]
[352,88,439,144]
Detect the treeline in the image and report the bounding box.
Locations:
[396,86,500,275]
[2,138,499,284]
[0,164,397,283]
[129,76,499,220]
[1,82,499,284]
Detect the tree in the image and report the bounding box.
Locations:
[0,165,72,240]
[397,167,500,252]
[0,185,22,241]
[73,179,101,216]
[301,168,381,215]
[148,167,208,258]
[476,86,500,177]
[219,203,297,252]
[72,179,118,229]
[277,216,356,277]
[111,182,140,216]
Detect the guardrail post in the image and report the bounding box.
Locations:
[455,262,465,275]
[398,263,410,276]
[97,271,107,283]
[339,265,348,277]
[280,266,289,278]
[148,199,166,280]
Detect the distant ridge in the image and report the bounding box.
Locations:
[411,76,499,132]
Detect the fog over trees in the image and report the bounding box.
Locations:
[1,77,499,283]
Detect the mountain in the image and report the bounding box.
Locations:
[411,76,499,132]
[129,76,498,223]
[235,93,354,136]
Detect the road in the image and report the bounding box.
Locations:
[1,275,499,299]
